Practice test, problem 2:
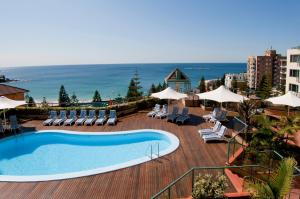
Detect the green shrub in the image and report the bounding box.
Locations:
[192,173,228,199]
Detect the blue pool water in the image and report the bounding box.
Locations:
[0,130,179,181]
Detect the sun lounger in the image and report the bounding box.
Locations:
[0,119,4,134]
[167,106,179,122]
[155,105,168,119]
[84,110,96,126]
[107,110,117,125]
[202,125,227,143]
[147,104,160,117]
[64,110,77,126]
[75,110,87,125]
[95,110,107,125]
[43,110,57,126]
[176,107,190,124]
[9,115,21,133]
[198,121,221,136]
[203,107,220,122]
[53,110,67,126]
[210,111,227,123]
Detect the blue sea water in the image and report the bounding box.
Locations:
[0,63,246,102]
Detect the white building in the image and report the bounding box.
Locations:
[225,73,247,89]
[247,56,256,89]
[285,46,300,94]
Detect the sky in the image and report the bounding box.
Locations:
[0,0,300,67]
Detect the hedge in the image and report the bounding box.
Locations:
[5,97,165,120]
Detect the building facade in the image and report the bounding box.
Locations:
[285,46,300,94]
[165,68,191,93]
[279,56,287,91]
[247,49,282,90]
[225,73,247,89]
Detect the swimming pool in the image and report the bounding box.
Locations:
[0,129,179,182]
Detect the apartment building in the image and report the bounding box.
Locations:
[247,49,282,90]
[279,56,287,90]
[225,73,247,89]
[285,46,300,94]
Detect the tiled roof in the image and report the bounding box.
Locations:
[0,84,29,96]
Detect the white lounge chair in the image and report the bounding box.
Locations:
[9,115,21,133]
[198,121,221,136]
[64,110,77,126]
[147,104,160,117]
[0,119,4,134]
[43,110,57,126]
[107,110,117,125]
[202,126,227,143]
[210,111,227,123]
[176,107,190,124]
[203,107,220,122]
[53,110,67,126]
[155,105,168,119]
[75,110,87,126]
[84,110,96,126]
[167,107,179,122]
[95,110,107,125]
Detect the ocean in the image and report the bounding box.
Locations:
[1,63,246,102]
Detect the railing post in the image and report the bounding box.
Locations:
[227,141,231,163]
[191,169,195,191]
[157,142,159,158]
[150,145,153,160]
[168,187,171,199]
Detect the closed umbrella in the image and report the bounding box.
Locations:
[0,96,26,125]
[196,85,247,107]
[265,91,300,115]
[151,87,187,111]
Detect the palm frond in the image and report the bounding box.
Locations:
[247,181,275,199]
[269,158,297,198]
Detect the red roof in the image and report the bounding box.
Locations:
[0,84,29,96]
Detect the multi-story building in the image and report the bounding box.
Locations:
[225,73,247,89]
[247,49,282,90]
[285,46,300,94]
[279,56,287,90]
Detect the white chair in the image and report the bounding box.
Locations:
[43,110,57,126]
[155,105,168,119]
[210,111,227,123]
[95,110,107,125]
[107,110,117,125]
[203,107,220,122]
[75,110,87,125]
[202,126,227,143]
[64,110,77,126]
[147,104,160,117]
[53,110,67,126]
[84,110,96,126]
[198,121,221,136]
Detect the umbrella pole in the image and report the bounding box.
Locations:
[288,106,290,116]
[3,109,6,126]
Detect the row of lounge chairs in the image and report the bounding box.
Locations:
[198,121,227,142]
[43,110,117,126]
[147,104,190,124]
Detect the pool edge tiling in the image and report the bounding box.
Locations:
[0,129,179,182]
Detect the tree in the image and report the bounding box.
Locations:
[277,115,300,144]
[58,85,70,107]
[114,94,124,104]
[162,81,167,89]
[148,83,157,96]
[221,74,225,85]
[70,92,79,106]
[231,76,238,93]
[26,95,36,107]
[248,158,297,199]
[126,70,143,101]
[199,76,206,93]
[156,83,162,92]
[92,90,102,102]
[215,78,222,87]
[41,97,49,108]
[257,75,272,99]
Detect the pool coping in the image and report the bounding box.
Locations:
[0,129,180,182]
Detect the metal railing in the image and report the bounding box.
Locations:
[145,142,160,160]
[226,117,248,163]
[150,165,261,199]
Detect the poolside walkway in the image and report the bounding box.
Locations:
[0,107,230,199]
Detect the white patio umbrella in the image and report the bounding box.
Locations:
[265,91,300,115]
[196,85,247,107]
[151,87,187,111]
[0,96,26,124]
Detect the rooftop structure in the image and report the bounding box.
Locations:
[164,68,191,93]
[285,47,300,95]
[0,84,29,100]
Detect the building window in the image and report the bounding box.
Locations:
[289,69,299,77]
[290,55,300,63]
[289,84,299,93]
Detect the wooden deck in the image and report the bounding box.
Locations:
[0,107,229,199]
